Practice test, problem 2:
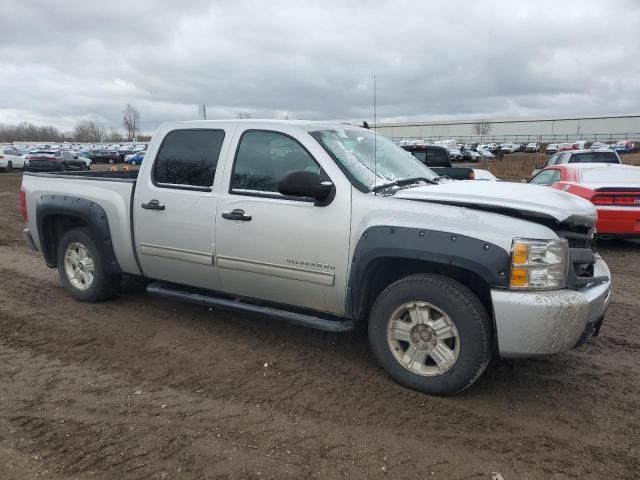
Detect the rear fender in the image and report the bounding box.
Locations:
[36,194,121,273]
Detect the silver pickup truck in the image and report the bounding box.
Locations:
[21,120,611,395]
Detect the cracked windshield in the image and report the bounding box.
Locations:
[310,128,437,191]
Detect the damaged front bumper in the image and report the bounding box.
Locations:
[491,255,611,357]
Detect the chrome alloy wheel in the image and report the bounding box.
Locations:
[387,301,460,376]
[63,242,95,291]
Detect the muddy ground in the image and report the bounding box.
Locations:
[0,172,638,480]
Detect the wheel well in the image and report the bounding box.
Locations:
[41,214,87,267]
[356,257,494,322]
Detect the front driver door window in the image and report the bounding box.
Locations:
[231,130,322,195]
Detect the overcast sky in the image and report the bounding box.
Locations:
[1,0,639,134]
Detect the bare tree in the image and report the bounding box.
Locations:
[122,104,141,141]
[73,120,105,142]
[105,129,123,142]
[236,112,252,119]
[0,122,64,142]
[472,121,492,136]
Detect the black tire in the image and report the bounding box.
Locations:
[368,274,492,396]
[6,161,12,172]
[56,227,120,302]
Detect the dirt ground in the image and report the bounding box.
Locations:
[0,172,638,480]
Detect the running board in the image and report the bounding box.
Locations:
[146,282,356,332]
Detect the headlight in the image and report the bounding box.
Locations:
[510,238,568,290]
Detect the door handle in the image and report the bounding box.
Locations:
[141,199,165,210]
[222,208,252,221]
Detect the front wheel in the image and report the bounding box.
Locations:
[368,274,492,395]
[56,228,120,302]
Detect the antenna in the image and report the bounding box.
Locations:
[373,75,377,194]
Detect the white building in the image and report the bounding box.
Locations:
[373,114,640,143]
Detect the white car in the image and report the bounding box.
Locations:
[448,148,463,161]
[500,143,516,153]
[77,155,93,169]
[546,144,559,154]
[0,146,27,171]
[467,150,482,161]
[526,142,540,152]
[478,148,495,159]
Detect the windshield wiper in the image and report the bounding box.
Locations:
[371,176,438,193]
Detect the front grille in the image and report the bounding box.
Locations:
[556,227,607,290]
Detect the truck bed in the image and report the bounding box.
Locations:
[21,170,141,276]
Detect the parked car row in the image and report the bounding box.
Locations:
[546,140,636,155]
[0,141,150,173]
[26,150,92,172]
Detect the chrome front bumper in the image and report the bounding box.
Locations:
[491,255,611,357]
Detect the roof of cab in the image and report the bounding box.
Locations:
[167,119,369,133]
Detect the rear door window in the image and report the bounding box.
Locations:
[153,129,225,189]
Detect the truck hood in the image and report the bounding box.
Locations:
[394,181,596,228]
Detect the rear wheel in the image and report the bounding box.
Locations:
[368,274,492,395]
[56,228,120,302]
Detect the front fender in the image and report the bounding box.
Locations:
[345,226,511,319]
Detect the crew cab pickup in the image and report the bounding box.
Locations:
[21,120,612,395]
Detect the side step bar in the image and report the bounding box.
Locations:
[146,282,357,333]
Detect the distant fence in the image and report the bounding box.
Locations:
[389,132,640,144]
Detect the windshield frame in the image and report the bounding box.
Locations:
[308,128,438,193]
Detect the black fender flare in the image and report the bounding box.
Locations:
[35,194,121,273]
[345,226,511,320]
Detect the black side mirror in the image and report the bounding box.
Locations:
[278,170,334,205]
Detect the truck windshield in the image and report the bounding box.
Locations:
[310,128,438,192]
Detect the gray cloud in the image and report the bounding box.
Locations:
[1,0,639,133]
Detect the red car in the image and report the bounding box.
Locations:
[529,163,640,238]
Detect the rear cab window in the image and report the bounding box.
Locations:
[569,152,620,164]
[152,129,225,191]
